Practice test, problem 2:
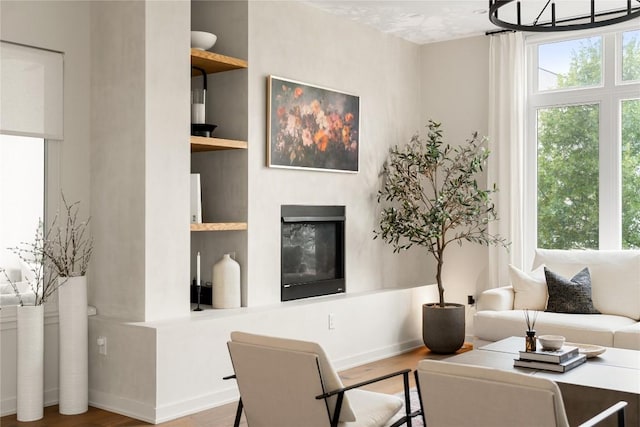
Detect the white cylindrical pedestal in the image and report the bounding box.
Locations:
[58,276,88,414]
[212,254,241,308]
[17,304,44,422]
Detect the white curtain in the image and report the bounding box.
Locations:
[487,32,525,289]
[0,41,63,139]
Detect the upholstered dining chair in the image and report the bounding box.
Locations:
[225,331,419,427]
[415,359,627,427]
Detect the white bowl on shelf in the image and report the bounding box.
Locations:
[538,335,565,351]
[191,31,217,51]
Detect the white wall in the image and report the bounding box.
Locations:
[90,0,190,321]
[90,0,147,321]
[419,35,493,333]
[143,0,191,321]
[246,1,433,307]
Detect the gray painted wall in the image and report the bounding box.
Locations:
[420,35,493,333]
[91,0,190,321]
[246,1,433,306]
[90,0,147,321]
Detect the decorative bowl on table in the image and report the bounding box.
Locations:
[191,31,217,51]
[565,342,606,358]
[538,335,565,351]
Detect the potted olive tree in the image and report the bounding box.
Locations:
[375,120,509,353]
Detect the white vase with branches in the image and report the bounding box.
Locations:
[2,222,61,421]
[2,194,93,418]
[44,195,93,415]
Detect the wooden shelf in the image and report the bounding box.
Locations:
[189,47,247,234]
[190,49,247,75]
[191,222,247,232]
[190,136,247,152]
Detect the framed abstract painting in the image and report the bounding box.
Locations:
[267,76,360,173]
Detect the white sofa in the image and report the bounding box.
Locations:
[474,249,640,350]
[0,281,37,306]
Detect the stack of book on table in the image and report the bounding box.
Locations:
[514,345,587,372]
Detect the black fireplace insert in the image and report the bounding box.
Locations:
[281,205,345,301]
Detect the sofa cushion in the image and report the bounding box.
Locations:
[613,323,640,350]
[532,249,640,320]
[544,267,599,314]
[510,265,547,310]
[474,310,635,347]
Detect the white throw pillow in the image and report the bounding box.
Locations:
[510,264,548,310]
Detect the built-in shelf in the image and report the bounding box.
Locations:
[190,222,248,232]
[190,48,247,75]
[189,48,248,233]
[190,136,248,152]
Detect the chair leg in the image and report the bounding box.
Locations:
[233,398,243,427]
[414,370,426,426]
[403,371,412,427]
[618,406,625,427]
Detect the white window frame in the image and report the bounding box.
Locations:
[524,23,640,264]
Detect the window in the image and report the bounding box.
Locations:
[0,135,45,305]
[526,26,640,253]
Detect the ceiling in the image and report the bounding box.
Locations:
[302,1,501,45]
[303,1,640,45]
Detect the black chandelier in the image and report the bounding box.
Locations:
[489,0,640,32]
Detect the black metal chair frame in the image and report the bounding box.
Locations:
[224,369,422,427]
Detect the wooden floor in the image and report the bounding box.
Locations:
[1,347,432,427]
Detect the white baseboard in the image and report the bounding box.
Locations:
[333,339,424,371]
[0,387,59,417]
[154,387,239,424]
[88,389,156,424]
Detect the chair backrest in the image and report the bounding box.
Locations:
[416,359,570,427]
[228,331,356,426]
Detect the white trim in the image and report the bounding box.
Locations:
[0,386,59,417]
[88,390,156,424]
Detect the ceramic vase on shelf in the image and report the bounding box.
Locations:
[212,254,241,309]
[17,304,44,422]
[58,275,88,414]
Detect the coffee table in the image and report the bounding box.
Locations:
[443,336,640,426]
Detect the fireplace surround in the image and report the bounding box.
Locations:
[281,205,345,301]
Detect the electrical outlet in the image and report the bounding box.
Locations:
[328,313,335,330]
[97,336,107,355]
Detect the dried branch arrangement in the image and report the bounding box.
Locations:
[524,309,539,332]
[0,194,92,306]
[43,194,93,278]
[1,221,61,306]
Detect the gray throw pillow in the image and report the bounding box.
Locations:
[544,267,600,314]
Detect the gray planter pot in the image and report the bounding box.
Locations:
[422,303,465,354]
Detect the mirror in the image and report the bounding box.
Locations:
[0,134,44,306]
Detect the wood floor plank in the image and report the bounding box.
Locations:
[1,347,430,427]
